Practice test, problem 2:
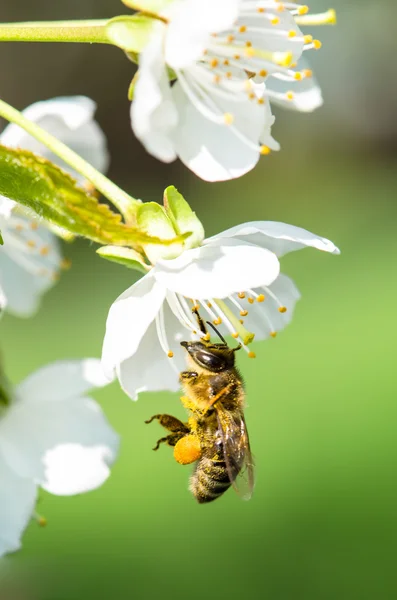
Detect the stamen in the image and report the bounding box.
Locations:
[262,285,287,312]
[295,9,337,26]
[215,299,255,346]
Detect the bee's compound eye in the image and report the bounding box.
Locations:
[196,350,226,372]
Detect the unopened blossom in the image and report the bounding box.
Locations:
[0,359,119,557]
[0,96,109,317]
[131,0,336,181]
[102,220,339,400]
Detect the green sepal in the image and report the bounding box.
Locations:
[97,245,149,274]
[0,230,3,245]
[0,145,185,248]
[121,0,177,15]
[128,71,140,101]
[163,186,204,249]
[106,14,160,53]
[0,371,12,409]
[137,201,185,263]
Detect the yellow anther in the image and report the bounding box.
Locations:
[207,302,212,308]
[246,40,252,47]
[239,319,244,325]
[223,59,230,66]
[227,34,234,43]
[291,61,297,68]
[210,58,219,68]
[257,7,265,13]
[248,351,256,359]
[248,92,256,100]
[192,304,200,311]
[238,292,246,299]
[213,75,221,84]
[260,145,271,155]
[271,17,280,25]
[30,222,38,231]
[224,112,234,125]
[240,310,248,317]
[304,34,313,44]
[15,224,24,232]
[295,9,337,26]
[270,331,277,338]
[313,39,322,49]
[259,69,268,77]
[286,91,295,101]
[60,258,72,270]
[234,54,241,60]
[278,306,287,313]
[277,4,285,12]
[40,245,50,256]
[257,98,265,105]
[294,71,302,80]
[38,517,47,527]
[167,351,174,358]
[303,68,313,78]
[248,297,254,305]
[256,294,265,303]
[213,318,222,326]
[275,51,293,67]
[244,47,255,58]
[226,71,232,78]
[232,333,239,339]
[298,5,309,15]
[239,25,247,33]
[27,240,36,249]
[288,30,297,38]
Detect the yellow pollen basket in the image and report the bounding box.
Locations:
[174,435,201,465]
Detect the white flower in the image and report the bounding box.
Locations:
[0,359,119,557]
[0,96,109,317]
[131,0,335,181]
[102,220,339,400]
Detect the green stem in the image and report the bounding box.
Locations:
[0,20,111,44]
[0,98,140,220]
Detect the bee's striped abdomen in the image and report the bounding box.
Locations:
[190,456,231,503]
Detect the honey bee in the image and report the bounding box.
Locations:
[145,310,254,503]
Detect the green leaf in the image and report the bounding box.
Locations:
[128,71,139,101]
[106,15,160,53]
[0,230,3,245]
[0,146,185,248]
[97,245,149,274]
[121,0,177,15]
[163,186,204,249]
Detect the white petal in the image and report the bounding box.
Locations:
[260,97,280,151]
[171,81,263,182]
[101,274,166,378]
[206,221,340,257]
[165,0,240,69]
[118,299,187,400]
[132,29,178,162]
[0,459,37,556]
[0,96,109,180]
[154,238,280,299]
[0,196,16,217]
[0,284,6,317]
[0,390,119,491]
[0,216,61,317]
[235,273,301,340]
[17,359,110,404]
[267,61,323,112]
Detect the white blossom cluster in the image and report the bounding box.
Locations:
[0,0,338,556]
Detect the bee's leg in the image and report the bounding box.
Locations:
[145,414,190,452]
[192,306,208,337]
[152,433,185,452]
[145,413,189,432]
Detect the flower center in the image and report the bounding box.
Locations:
[162,286,290,362]
[173,1,328,155]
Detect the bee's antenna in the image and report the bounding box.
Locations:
[206,321,227,345]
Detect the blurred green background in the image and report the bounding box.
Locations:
[1,0,397,598]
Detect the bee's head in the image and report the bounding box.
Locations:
[180,340,238,373]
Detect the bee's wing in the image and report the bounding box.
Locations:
[215,405,255,500]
